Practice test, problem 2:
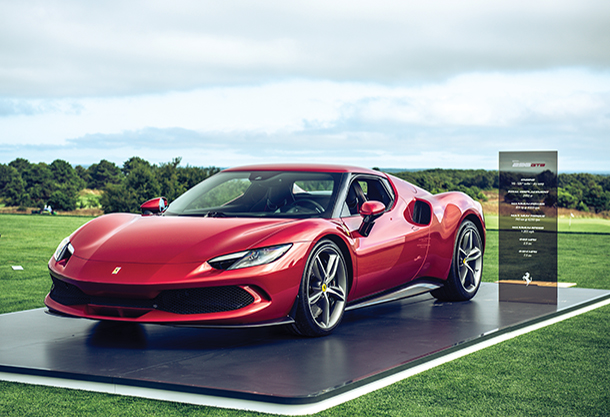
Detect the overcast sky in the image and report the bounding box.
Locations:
[1,0,609,171]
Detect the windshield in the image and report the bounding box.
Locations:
[165,171,343,218]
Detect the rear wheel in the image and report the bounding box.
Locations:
[292,240,348,337]
[432,220,483,301]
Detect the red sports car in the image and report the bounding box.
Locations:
[46,164,485,336]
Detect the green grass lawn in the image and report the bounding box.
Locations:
[1,214,609,416]
[0,214,94,314]
[482,215,610,289]
[481,232,610,290]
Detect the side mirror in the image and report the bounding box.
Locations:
[141,197,168,215]
[358,201,385,237]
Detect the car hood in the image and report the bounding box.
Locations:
[69,213,302,264]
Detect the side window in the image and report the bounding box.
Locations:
[341,176,394,217]
[362,178,393,207]
[356,180,368,195]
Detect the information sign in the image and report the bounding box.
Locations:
[499,151,558,304]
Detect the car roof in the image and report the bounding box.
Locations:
[222,164,383,176]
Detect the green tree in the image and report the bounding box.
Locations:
[50,159,85,190]
[98,157,221,213]
[101,157,160,213]
[87,160,121,189]
[48,190,76,211]
[122,156,151,175]
[601,176,610,192]
[0,164,13,192]
[21,162,54,208]
[123,157,161,204]
[157,157,187,201]
[0,165,29,206]
[100,182,137,213]
[558,188,578,209]
[47,159,85,210]
[74,165,91,187]
[8,158,31,175]
[584,184,610,213]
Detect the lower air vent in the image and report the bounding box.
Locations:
[160,287,255,314]
[49,277,90,306]
[48,276,255,315]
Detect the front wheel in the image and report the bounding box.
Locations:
[432,220,483,301]
[291,240,348,337]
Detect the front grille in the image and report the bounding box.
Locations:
[48,276,255,315]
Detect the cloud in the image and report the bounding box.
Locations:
[2,1,610,97]
[0,99,41,116]
[339,71,610,129]
[0,92,610,171]
[0,98,84,117]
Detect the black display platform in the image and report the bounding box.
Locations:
[1,283,609,414]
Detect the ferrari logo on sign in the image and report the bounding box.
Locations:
[112,267,122,275]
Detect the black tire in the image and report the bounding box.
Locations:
[291,239,348,337]
[432,220,483,301]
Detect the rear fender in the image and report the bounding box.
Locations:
[419,192,485,280]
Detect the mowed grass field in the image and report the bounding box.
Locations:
[482,214,610,290]
[1,213,609,416]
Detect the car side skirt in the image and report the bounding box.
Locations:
[345,279,443,311]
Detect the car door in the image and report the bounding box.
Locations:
[340,175,430,300]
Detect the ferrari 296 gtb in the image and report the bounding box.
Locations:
[45,164,485,336]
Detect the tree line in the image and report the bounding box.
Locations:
[558,173,610,213]
[1,158,609,214]
[391,169,610,213]
[0,157,219,213]
[391,169,497,202]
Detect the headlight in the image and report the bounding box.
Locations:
[208,244,292,270]
[53,237,74,262]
